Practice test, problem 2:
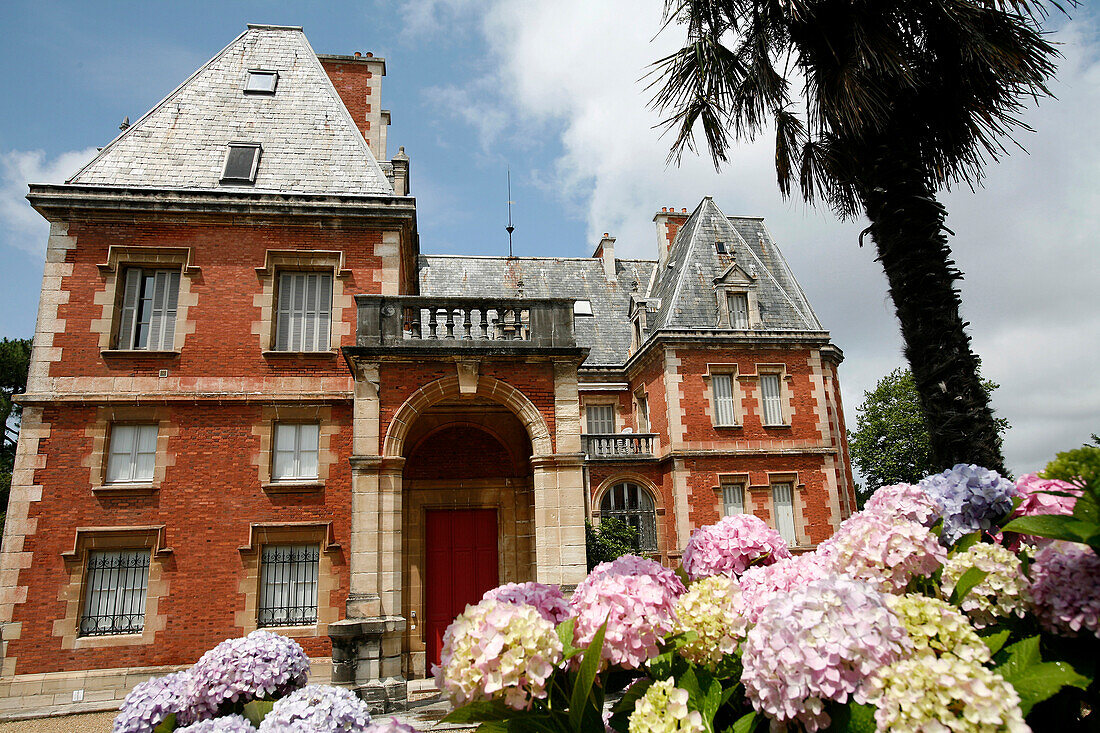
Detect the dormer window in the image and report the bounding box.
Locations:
[728,293,749,328]
[715,241,727,254]
[222,143,262,184]
[574,300,593,316]
[244,70,278,94]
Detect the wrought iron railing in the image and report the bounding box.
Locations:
[355,296,577,349]
[583,433,657,460]
[258,544,320,627]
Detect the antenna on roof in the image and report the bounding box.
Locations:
[506,168,515,258]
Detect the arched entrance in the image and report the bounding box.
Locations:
[399,398,536,677]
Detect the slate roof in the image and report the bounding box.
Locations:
[67,25,393,196]
[647,197,823,332]
[419,255,656,366]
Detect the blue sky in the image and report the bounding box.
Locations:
[2,1,1098,478]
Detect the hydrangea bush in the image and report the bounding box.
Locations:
[257,685,371,732]
[681,514,790,579]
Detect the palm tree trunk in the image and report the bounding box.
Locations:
[860,148,1007,475]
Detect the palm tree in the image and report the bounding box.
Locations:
[651,0,1070,474]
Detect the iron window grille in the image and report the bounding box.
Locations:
[275,272,332,351]
[79,549,150,636]
[221,143,262,184]
[258,544,320,627]
[600,482,658,553]
[117,268,180,350]
[106,424,158,483]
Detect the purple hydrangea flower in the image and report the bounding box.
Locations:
[113,670,193,733]
[681,515,791,580]
[177,714,257,732]
[1030,541,1100,638]
[258,684,372,732]
[365,718,419,733]
[481,581,573,624]
[918,464,1016,545]
[184,630,310,723]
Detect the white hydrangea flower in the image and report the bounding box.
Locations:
[885,594,989,665]
[941,543,1030,627]
[628,679,705,733]
[672,574,747,668]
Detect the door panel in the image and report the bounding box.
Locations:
[425,508,499,671]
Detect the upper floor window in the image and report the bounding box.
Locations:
[585,404,615,434]
[117,268,180,351]
[600,482,658,553]
[711,374,737,426]
[80,549,149,636]
[272,422,320,481]
[106,424,158,484]
[573,300,593,316]
[258,544,319,627]
[772,482,796,544]
[222,142,262,184]
[715,240,727,254]
[761,374,784,426]
[244,70,279,94]
[728,293,749,329]
[275,272,332,352]
[635,394,649,433]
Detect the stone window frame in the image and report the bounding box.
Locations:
[252,405,339,493]
[83,406,177,496]
[765,471,806,548]
[591,475,666,556]
[751,363,794,427]
[253,250,353,358]
[714,472,751,517]
[702,363,741,428]
[582,399,619,436]
[633,387,650,434]
[715,282,761,330]
[236,522,341,638]
[93,246,200,356]
[55,526,172,651]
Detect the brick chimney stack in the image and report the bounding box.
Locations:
[653,206,689,267]
[318,51,389,159]
[592,233,616,280]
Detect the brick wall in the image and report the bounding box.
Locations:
[320,60,373,142]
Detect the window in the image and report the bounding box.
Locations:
[275,272,332,352]
[600,482,657,552]
[715,240,727,254]
[574,299,593,316]
[106,424,158,483]
[272,423,320,481]
[79,549,149,636]
[586,404,615,434]
[244,70,278,94]
[222,143,262,184]
[636,394,650,433]
[117,268,180,351]
[728,293,749,329]
[761,374,784,425]
[773,483,796,544]
[722,483,744,516]
[258,544,319,627]
[711,374,736,426]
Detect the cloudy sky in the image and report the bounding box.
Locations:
[1,1,1097,478]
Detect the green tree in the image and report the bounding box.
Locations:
[585,517,639,571]
[849,367,1009,493]
[1,338,32,531]
[651,0,1067,475]
[1041,435,1100,486]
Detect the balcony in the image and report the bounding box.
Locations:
[583,433,657,461]
[354,296,579,353]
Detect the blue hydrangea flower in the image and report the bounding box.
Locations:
[919,464,1016,545]
[258,684,372,732]
[113,670,193,733]
[177,714,257,732]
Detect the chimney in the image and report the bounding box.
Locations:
[318,51,388,158]
[592,233,616,280]
[391,146,410,195]
[653,206,689,267]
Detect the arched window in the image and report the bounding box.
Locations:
[599,482,658,553]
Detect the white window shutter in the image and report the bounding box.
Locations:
[728,293,749,328]
[712,374,735,425]
[317,274,332,350]
[118,269,142,349]
[761,374,783,425]
[773,483,796,544]
[158,271,180,350]
[722,484,744,515]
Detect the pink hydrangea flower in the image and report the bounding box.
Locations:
[481,582,573,625]
[742,579,910,732]
[570,555,685,669]
[681,515,791,580]
[815,511,945,593]
[1030,541,1100,638]
[1012,473,1080,518]
[737,554,831,623]
[863,483,941,526]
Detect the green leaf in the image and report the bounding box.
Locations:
[647,648,675,680]
[730,711,759,733]
[993,635,1041,683]
[948,566,989,606]
[609,679,653,733]
[1007,662,1089,716]
[951,531,981,555]
[828,702,877,733]
[443,699,517,723]
[557,617,581,659]
[1001,515,1092,544]
[152,713,177,733]
[476,722,510,733]
[569,619,607,732]
[979,628,1011,656]
[674,565,692,587]
[242,700,275,727]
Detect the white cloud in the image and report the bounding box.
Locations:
[0,147,98,255]
[442,2,1100,477]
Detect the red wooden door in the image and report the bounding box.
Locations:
[425,508,499,671]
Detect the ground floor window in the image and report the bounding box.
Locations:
[600,482,658,553]
[258,544,320,627]
[79,549,150,636]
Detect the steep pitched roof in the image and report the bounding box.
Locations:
[67,25,393,196]
[647,197,822,332]
[418,255,656,366]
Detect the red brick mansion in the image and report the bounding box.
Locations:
[0,25,855,716]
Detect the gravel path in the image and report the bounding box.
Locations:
[0,711,114,732]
